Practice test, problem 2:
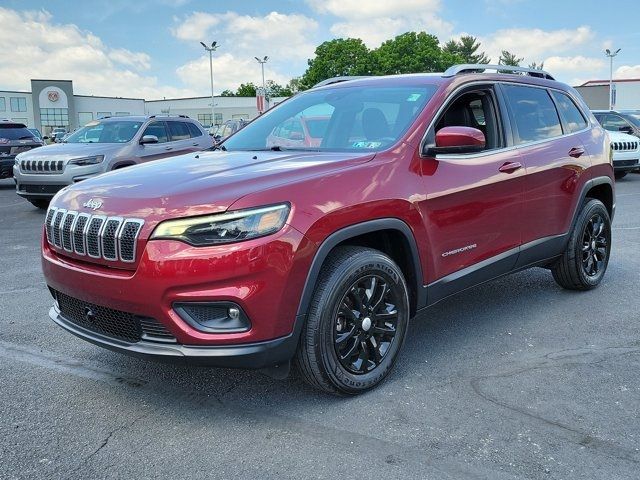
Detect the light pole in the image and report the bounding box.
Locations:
[200,41,219,128]
[605,48,621,111]
[254,55,269,93]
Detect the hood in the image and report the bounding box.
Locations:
[606,130,638,142]
[51,149,373,223]
[15,142,125,162]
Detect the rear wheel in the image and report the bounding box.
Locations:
[29,199,49,209]
[615,172,627,180]
[295,246,410,395]
[551,199,611,290]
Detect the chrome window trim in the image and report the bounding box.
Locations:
[118,219,144,263]
[419,80,593,161]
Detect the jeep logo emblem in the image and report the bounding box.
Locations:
[83,198,103,211]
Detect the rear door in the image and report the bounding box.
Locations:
[167,121,196,155]
[501,84,592,254]
[419,84,525,293]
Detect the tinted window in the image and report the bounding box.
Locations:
[504,85,562,144]
[142,122,169,143]
[168,121,191,141]
[0,124,34,140]
[551,91,587,133]
[224,85,436,152]
[187,122,202,138]
[305,118,330,138]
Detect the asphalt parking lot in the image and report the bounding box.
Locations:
[0,175,639,480]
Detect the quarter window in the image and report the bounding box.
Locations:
[551,91,587,133]
[503,85,562,144]
[167,121,191,141]
[143,122,169,143]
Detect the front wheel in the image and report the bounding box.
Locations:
[551,199,611,290]
[295,246,410,395]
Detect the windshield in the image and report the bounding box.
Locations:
[64,120,143,144]
[0,125,35,140]
[622,112,640,128]
[223,84,437,152]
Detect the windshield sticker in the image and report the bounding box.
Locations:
[407,93,422,102]
[352,141,382,149]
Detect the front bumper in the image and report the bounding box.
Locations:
[50,305,305,368]
[0,157,15,179]
[13,163,104,199]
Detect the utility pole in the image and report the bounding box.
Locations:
[200,41,219,128]
[255,56,269,110]
[605,48,621,111]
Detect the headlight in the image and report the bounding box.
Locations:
[151,203,291,246]
[68,155,104,166]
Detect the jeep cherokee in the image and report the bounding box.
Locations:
[41,64,614,395]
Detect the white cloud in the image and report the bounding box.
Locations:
[615,65,640,79]
[0,7,195,99]
[307,0,439,19]
[176,53,290,93]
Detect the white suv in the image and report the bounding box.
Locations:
[607,130,639,179]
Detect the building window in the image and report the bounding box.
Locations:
[197,113,223,127]
[115,112,130,116]
[10,97,27,112]
[78,112,94,126]
[40,108,69,127]
[97,112,111,119]
[215,113,223,125]
[0,97,5,111]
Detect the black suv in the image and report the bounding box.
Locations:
[0,120,44,179]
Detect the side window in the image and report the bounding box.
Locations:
[143,121,169,143]
[601,114,631,132]
[551,91,588,133]
[187,123,203,138]
[167,121,191,141]
[434,88,501,150]
[503,85,562,144]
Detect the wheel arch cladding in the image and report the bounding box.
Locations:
[584,177,614,218]
[296,219,425,318]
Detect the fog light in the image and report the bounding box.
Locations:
[173,302,250,333]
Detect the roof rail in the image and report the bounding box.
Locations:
[312,76,371,88]
[443,64,555,81]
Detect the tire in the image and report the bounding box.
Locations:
[295,246,410,395]
[29,199,49,209]
[551,199,611,290]
[615,172,627,180]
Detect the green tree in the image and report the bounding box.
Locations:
[498,50,523,67]
[235,82,258,97]
[299,38,373,89]
[219,89,236,97]
[266,80,293,97]
[528,61,545,70]
[443,36,490,64]
[372,32,462,75]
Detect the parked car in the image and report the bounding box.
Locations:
[212,119,248,143]
[28,128,44,142]
[41,65,614,395]
[592,110,640,138]
[14,115,213,209]
[50,128,67,143]
[606,130,639,179]
[0,120,44,179]
[266,115,330,148]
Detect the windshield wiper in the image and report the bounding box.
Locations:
[18,136,34,140]
[210,144,227,151]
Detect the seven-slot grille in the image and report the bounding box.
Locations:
[20,159,65,174]
[611,140,639,151]
[45,206,144,263]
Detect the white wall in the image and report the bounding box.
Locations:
[74,95,145,126]
[613,82,640,110]
[0,91,35,128]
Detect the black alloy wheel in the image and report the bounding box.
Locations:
[581,213,608,277]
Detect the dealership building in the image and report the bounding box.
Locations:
[0,79,286,136]
[574,78,640,110]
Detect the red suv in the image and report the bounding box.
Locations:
[42,65,614,395]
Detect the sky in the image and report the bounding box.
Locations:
[1,0,639,100]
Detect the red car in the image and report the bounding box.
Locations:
[42,65,614,395]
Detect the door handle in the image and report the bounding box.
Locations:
[499,161,523,173]
[569,147,585,158]
[164,146,173,151]
[192,143,199,146]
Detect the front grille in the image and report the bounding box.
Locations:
[612,141,639,152]
[45,207,144,263]
[21,158,64,174]
[52,289,176,344]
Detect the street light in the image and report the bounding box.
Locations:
[254,56,269,94]
[605,48,621,111]
[200,41,219,128]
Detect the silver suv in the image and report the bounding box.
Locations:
[13,115,213,208]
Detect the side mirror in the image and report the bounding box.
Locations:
[425,126,485,156]
[140,134,159,145]
[618,125,634,135]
